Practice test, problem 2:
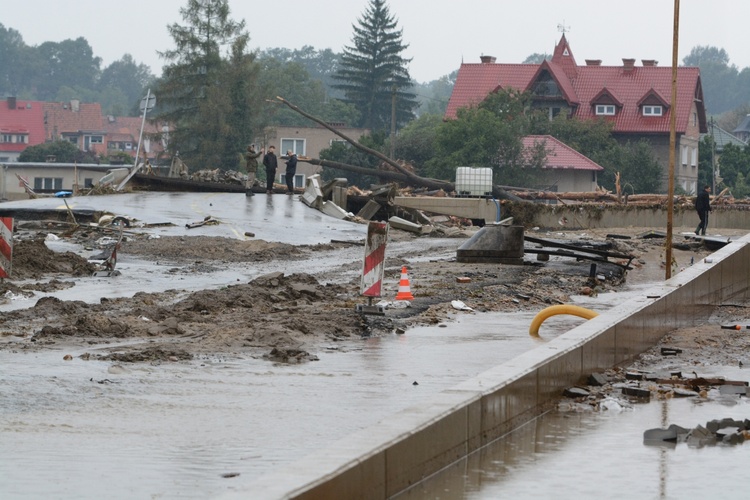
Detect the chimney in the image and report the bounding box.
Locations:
[480,55,496,64]
[622,58,636,72]
[70,99,80,112]
[7,96,16,110]
[585,59,602,66]
[641,59,658,67]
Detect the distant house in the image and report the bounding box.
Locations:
[704,122,747,154]
[732,114,750,144]
[257,124,370,189]
[102,115,169,163]
[521,135,603,192]
[43,100,107,155]
[445,34,707,194]
[0,97,46,162]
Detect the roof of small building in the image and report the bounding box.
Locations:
[704,124,747,151]
[522,135,604,171]
[733,114,750,134]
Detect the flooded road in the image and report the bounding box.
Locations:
[4,193,736,498]
[1,309,579,499]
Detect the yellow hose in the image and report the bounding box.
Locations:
[529,305,599,337]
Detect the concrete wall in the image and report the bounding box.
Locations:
[231,234,750,499]
[393,196,750,230]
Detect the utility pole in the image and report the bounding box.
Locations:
[665,0,680,280]
[710,116,716,194]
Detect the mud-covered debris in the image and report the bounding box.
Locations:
[264,347,319,364]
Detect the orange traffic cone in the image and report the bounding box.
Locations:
[395,266,414,301]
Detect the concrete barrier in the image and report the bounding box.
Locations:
[393,196,750,229]
[230,234,750,499]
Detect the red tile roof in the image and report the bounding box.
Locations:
[445,35,706,135]
[43,101,106,140]
[0,99,46,152]
[522,135,604,171]
[102,116,166,157]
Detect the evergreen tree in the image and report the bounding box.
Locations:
[154,0,263,168]
[334,0,417,131]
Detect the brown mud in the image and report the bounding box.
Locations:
[0,228,745,367]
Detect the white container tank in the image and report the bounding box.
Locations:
[455,167,493,197]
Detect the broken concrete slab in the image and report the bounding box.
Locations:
[563,387,590,398]
[320,201,352,220]
[456,224,524,264]
[357,199,382,220]
[388,216,422,234]
[622,386,651,399]
[588,373,609,386]
[301,175,324,209]
[643,424,689,442]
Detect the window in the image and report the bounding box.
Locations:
[33,177,63,190]
[595,104,615,115]
[280,138,305,156]
[691,148,697,167]
[643,105,663,116]
[681,146,688,166]
[90,136,103,144]
[1,134,10,143]
[693,112,698,126]
[280,173,305,188]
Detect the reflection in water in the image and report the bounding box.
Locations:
[395,398,750,499]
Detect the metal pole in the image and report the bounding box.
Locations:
[665,0,679,280]
[133,88,151,165]
[710,116,716,194]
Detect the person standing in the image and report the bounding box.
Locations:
[695,184,712,235]
[284,150,298,194]
[244,144,263,197]
[263,145,278,194]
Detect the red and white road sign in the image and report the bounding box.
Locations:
[0,217,13,279]
[360,221,389,297]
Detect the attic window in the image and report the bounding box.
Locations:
[643,105,663,116]
[595,105,616,116]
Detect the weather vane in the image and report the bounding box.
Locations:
[557,22,571,34]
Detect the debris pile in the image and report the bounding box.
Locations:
[189,169,245,185]
[644,418,750,447]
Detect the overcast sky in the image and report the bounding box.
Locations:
[3,0,749,83]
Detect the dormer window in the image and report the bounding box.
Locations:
[595,105,616,116]
[643,105,663,116]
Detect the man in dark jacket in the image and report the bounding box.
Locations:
[284,150,298,194]
[263,145,278,194]
[695,185,711,235]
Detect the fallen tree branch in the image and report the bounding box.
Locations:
[273,96,522,201]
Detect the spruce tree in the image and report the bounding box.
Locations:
[334,0,417,131]
[155,0,263,169]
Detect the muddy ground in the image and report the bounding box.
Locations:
[1,225,748,373]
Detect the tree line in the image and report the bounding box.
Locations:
[3,0,750,197]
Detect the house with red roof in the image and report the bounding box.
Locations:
[42,100,108,155]
[521,135,603,192]
[102,115,169,163]
[446,35,707,194]
[0,97,46,162]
